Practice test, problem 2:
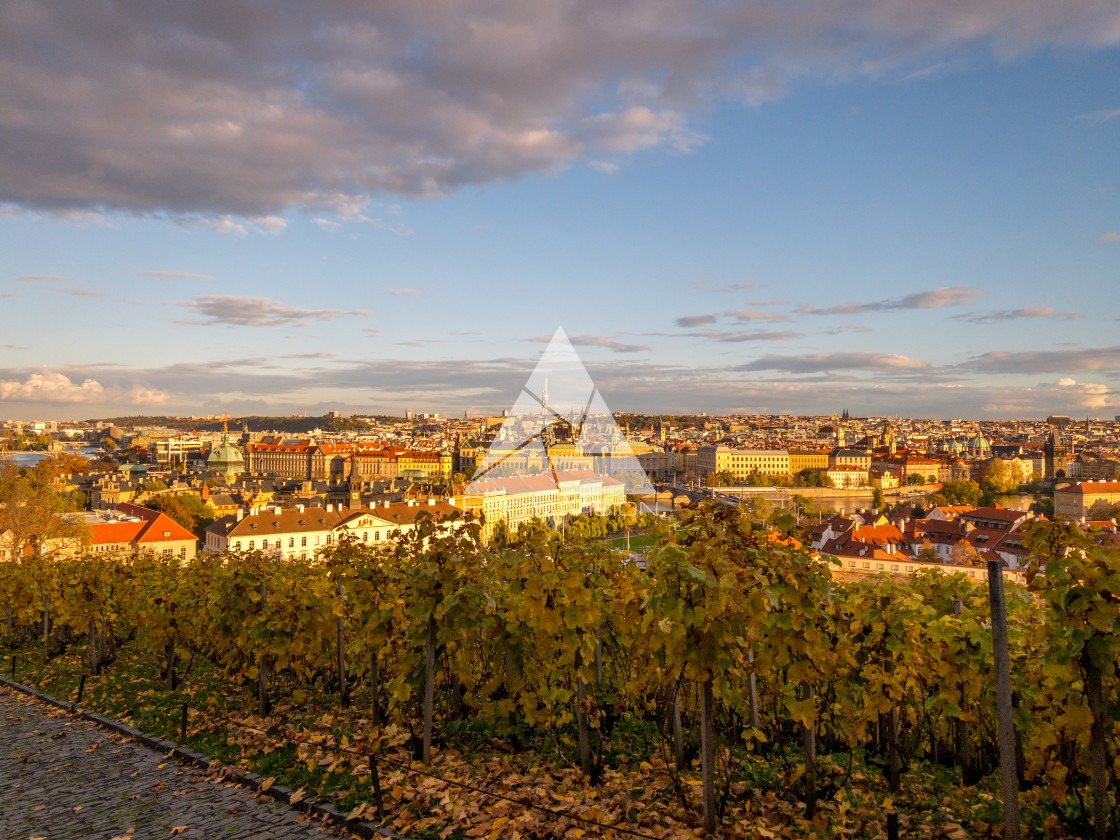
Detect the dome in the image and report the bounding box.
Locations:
[207,429,245,478]
[967,433,991,453]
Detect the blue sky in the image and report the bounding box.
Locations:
[1,2,1117,420]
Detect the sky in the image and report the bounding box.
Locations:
[1,1,1118,422]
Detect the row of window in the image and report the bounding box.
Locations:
[231,530,394,551]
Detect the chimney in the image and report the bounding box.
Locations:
[236,509,245,521]
[250,506,258,516]
[407,499,415,506]
[428,498,436,506]
[274,506,282,515]
[326,504,333,513]
[296,504,304,513]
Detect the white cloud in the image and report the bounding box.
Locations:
[312,218,342,232]
[198,216,248,237]
[389,288,428,296]
[250,215,288,234]
[1076,109,1120,125]
[1096,231,1120,244]
[589,161,620,175]
[0,371,104,403]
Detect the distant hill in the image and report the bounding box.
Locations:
[82,414,402,434]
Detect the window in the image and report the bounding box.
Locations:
[261,539,269,549]
[248,540,254,550]
[301,536,307,547]
[234,541,242,550]
[289,537,295,548]
[180,547,187,559]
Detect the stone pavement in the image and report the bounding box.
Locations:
[0,685,347,840]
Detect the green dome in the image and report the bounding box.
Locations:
[207,430,244,477]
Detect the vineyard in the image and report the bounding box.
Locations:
[2,504,1118,839]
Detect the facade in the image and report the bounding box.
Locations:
[206,428,245,479]
[249,438,451,482]
[828,449,872,470]
[697,446,791,481]
[825,464,869,488]
[1054,480,1120,519]
[89,503,198,560]
[204,499,460,558]
[150,434,207,467]
[789,449,829,475]
[455,469,627,542]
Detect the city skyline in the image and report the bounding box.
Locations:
[1,2,1118,420]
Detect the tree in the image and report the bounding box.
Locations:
[979,458,1019,496]
[929,479,983,507]
[1029,496,1054,517]
[705,470,736,487]
[949,539,983,567]
[872,487,886,512]
[145,494,215,538]
[915,542,940,564]
[0,461,87,562]
[100,437,118,452]
[25,453,93,486]
[907,473,926,486]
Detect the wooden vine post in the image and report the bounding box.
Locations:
[257,580,269,718]
[952,597,972,784]
[987,560,1020,840]
[422,613,436,764]
[337,582,348,709]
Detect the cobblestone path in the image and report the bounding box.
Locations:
[0,685,346,840]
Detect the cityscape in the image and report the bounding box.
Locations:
[2,2,1119,839]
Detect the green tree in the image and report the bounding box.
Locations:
[929,479,983,507]
[979,458,1019,495]
[871,487,886,512]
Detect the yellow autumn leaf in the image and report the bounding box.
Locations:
[259,776,275,792]
[170,828,188,836]
[289,787,306,804]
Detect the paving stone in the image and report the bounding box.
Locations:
[0,685,344,840]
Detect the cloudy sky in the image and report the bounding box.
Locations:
[1,0,1118,420]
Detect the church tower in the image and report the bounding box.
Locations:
[347,455,362,508]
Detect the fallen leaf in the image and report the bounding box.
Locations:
[170,827,188,836]
[259,776,275,792]
[289,787,306,804]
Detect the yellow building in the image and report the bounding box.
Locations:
[698,445,790,481]
[789,448,829,475]
[1054,480,1120,519]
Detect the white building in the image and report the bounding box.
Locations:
[455,469,627,542]
[204,499,461,559]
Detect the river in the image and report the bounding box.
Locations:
[1,448,100,468]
